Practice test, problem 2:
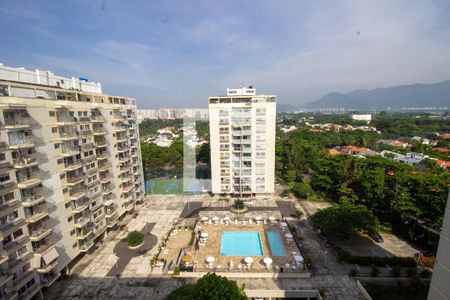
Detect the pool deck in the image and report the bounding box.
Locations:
[186,222,308,275]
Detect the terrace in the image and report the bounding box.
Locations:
[179,218,309,277]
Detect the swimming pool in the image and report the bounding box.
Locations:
[220,231,264,256]
[267,231,286,256]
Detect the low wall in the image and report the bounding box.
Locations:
[246,289,321,300]
[178,271,310,279]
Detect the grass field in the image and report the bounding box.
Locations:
[145,179,184,194]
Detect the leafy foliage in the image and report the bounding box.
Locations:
[165,273,246,300]
[313,204,379,237]
[128,230,144,247]
[234,199,245,210]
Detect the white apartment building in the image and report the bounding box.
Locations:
[0,65,145,300]
[208,87,276,197]
[137,108,209,123]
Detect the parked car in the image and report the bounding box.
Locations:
[370,232,384,243]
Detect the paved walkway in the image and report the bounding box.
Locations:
[45,192,366,300]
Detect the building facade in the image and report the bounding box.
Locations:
[428,192,450,300]
[208,87,276,197]
[0,65,145,300]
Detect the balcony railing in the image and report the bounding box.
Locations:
[8,137,34,147]
[59,131,78,140]
[67,173,85,184]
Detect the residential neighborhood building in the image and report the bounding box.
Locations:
[0,64,145,299]
[137,108,209,122]
[350,113,372,123]
[208,87,276,197]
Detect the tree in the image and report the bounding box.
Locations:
[312,204,379,238]
[165,273,246,300]
[128,230,144,247]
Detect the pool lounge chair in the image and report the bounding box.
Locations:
[275,265,280,272]
[237,264,242,271]
[249,219,253,224]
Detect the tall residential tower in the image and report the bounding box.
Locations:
[0,65,145,300]
[208,87,276,197]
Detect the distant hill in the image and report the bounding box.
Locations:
[305,80,450,110]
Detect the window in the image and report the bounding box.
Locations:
[65,202,71,209]
[67,216,73,222]
[49,111,55,117]
[51,127,57,133]
[60,174,65,179]
[63,188,68,193]
[57,159,63,164]
[54,143,60,149]
[70,229,75,236]
[73,243,78,248]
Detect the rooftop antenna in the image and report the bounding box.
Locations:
[240,81,244,88]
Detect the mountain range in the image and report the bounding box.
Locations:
[289,80,450,111]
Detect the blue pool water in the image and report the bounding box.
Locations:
[220,232,264,256]
[267,231,286,256]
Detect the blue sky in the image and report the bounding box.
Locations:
[1,0,450,108]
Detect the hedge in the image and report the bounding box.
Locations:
[337,250,417,267]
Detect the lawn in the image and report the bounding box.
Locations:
[145,179,184,195]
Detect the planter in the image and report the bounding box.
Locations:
[230,206,249,214]
[128,241,144,249]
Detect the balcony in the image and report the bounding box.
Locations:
[25,209,48,224]
[102,186,112,195]
[77,227,93,240]
[96,152,109,160]
[80,142,95,150]
[91,115,105,123]
[13,156,37,169]
[8,137,34,149]
[118,156,130,163]
[86,164,99,174]
[98,162,111,172]
[66,173,85,186]
[94,140,107,148]
[69,187,87,200]
[35,246,59,273]
[86,178,99,188]
[74,217,90,228]
[3,117,30,130]
[3,235,28,255]
[79,240,94,252]
[93,128,106,136]
[61,146,80,157]
[100,174,112,183]
[119,165,131,173]
[0,218,25,239]
[63,160,83,171]
[0,199,21,217]
[21,194,44,207]
[79,128,93,136]
[29,226,52,242]
[56,117,76,126]
[116,135,127,143]
[122,184,134,193]
[40,271,61,287]
[17,178,41,190]
[78,116,91,123]
[58,131,78,141]
[71,199,91,213]
[117,144,130,152]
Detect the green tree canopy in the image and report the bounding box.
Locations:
[165,273,246,300]
[312,204,379,237]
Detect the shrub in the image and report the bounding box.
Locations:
[189,230,196,246]
[370,266,380,277]
[337,251,417,268]
[296,209,304,219]
[173,267,180,276]
[128,230,144,247]
[391,267,402,277]
[234,199,245,210]
[349,268,358,277]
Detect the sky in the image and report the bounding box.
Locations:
[1,0,450,108]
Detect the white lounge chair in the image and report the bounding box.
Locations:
[237,264,242,271]
[249,219,253,224]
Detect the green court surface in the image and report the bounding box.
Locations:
[145,179,184,194]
